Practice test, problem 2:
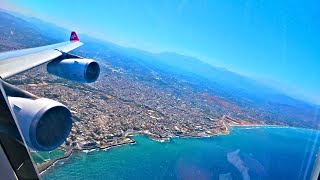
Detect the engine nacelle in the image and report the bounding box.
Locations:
[7,97,72,151]
[47,58,100,83]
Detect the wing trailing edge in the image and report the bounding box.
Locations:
[0,32,83,79]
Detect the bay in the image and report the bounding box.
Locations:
[42,126,320,180]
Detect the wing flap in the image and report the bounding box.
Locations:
[56,41,83,53]
[0,49,62,79]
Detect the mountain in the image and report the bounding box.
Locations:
[81,41,313,108]
[0,11,55,51]
[0,10,313,108]
[0,9,69,42]
[0,10,318,128]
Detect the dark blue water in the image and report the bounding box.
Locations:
[42,126,320,180]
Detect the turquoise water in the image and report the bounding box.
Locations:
[32,149,65,164]
[42,126,320,180]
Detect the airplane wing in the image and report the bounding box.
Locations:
[0,31,93,179]
[0,31,83,79]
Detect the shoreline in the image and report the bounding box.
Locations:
[38,150,73,175]
[36,122,252,174]
[38,124,314,175]
[37,121,234,174]
[230,124,279,127]
[230,124,320,132]
[38,140,137,174]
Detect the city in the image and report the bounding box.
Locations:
[0,7,319,178]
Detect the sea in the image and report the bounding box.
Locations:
[41,126,320,180]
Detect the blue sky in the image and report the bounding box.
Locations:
[1,0,320,104]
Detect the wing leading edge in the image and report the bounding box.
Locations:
[0,32,83,79]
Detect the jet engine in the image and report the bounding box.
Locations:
[7,97,72,151]
[47,58,100,83]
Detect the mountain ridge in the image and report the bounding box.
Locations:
[1,10,318,129]
[0,10,316,108]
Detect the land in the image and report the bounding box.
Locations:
[0,10,319,173]
[7,63,233,150]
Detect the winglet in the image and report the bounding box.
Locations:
[70,31,80,41]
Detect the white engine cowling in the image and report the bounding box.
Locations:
[7,97,72,151]
[47,58,100,83]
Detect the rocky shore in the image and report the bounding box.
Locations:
[37,137,137,174]
[37,122,232,174]
[38,150,73,174]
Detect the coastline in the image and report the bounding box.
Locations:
[229,124,281,128]
[230,124,320,132]
[40,125,320,180]
[36,120,243,174]
[38,150,73,175]
[38,140,137,174]
[37,121,231,174]
[38,123,313,175]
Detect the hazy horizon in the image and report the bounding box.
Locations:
[1,0,319,104]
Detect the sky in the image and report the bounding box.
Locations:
[1,0,320,104]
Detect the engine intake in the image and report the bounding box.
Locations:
[47,58,100,83]
[7,97,72,151]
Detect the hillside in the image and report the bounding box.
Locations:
[0,10,319,130]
